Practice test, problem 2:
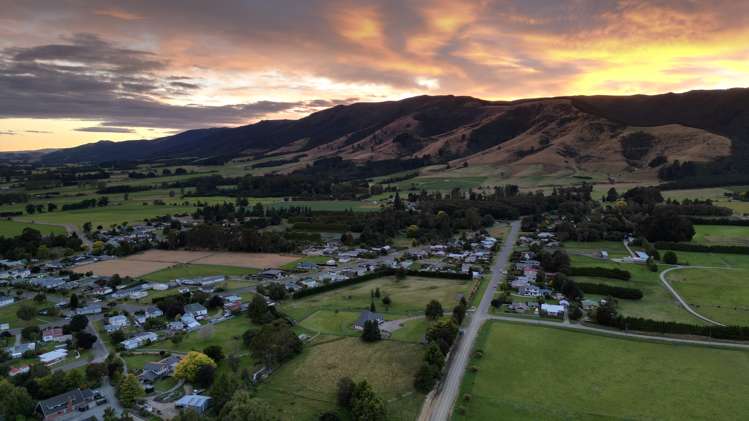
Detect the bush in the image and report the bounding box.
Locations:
[655,242,749,255]
[577,283,643,300]
[663,251,678,264]
[567,266,631,280]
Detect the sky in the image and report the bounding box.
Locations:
[1,0,749,152]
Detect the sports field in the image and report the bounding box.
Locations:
[454,321,749,420]
[142,263,258,282]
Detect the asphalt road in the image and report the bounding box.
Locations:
[659,265,728,327]
[424,220,521,421]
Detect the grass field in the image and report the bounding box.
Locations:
[142,263,258,282]
[0,220,66,237]
[569,255,700,323]
[0,299,61,328]
[27,202,198,229]
[256,337,424,421]
[144,316,252,354]
[454,321,749,421]
[563,240,630,258]
[667,267,749,326]
[280,255,332,271]
[280,275,472,322]
[692,225,749,246]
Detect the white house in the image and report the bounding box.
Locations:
[0,294,14,307]
[540,303,565,317]
[184,303,208,320]
[120,332,158,350]
[39,349,68,365]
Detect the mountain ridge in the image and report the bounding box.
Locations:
[40,89,749,178]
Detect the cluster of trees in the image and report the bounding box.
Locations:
[174,351,218,389]
[567,266,631,280]
[576,282,643,300]
[58,196,109,212]
[0,228,83,260]
[336,378,386,421]
[413,318,460,393]
[655,242,749,255]
[0,192,29,205]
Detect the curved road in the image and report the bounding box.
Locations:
[422,220,521,421]
[659,265,728,327]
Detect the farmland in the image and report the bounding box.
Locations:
[666,267,749,326]
[141,263,258,282]
[691,224,749,246]
[0,220,65,237]
[454,321,749,421]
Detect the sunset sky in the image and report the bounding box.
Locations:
[1,0,748,151]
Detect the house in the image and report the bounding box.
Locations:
[582,299,598,310]
[135,307,163,324]
[176,394,212,414]
[76,303,102,315]
[129,290,148,300]
[31,277,67,289]
[540,303,565,317]
[518,285,542,297]
[39,349,68,365]
[301,278,318,289]
[140,361,170,383]
[296,262,319,271]
[9,365,29,377]
[353,310,384,330]
[121,332,158,350]
[6,342,36,359]
[105,315,129,332]
[508,303,529,312]
[599,250,609,259]
[181,314,201,330]
[184,303,208,319]
[634,251,649,262]
[259,269,285,280]
[41,327,70,343]
[0,294,14,307]
[36,388,94,421]
[0,322,9,332]
[168,321,185,331]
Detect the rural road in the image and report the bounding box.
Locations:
[422,220,521,421]
[659,265,728,327]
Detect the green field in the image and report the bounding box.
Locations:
[280,255,332,271]
[570,255,700,323]
[667,267,749,326]
[0,220,66,237]
[144,316,252,354]
[692,225,749,246]
[0,298,62,328]
[256,337,424,421]
[454,321,749,420]
[563,240,630,259]
[142,263,258,282]
[279,275,472,322]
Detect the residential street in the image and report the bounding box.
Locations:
[422,220,521,421]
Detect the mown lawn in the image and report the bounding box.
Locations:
[666,267,749,326]
[569,255,700,324]
[279,275,471,321]
[563,240,630,258]
[142,263,258,282]
[0,298,62,328]
[454,321,749,421]
[256,337,424,421]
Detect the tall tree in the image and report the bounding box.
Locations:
[209,372,242,412]
[425,300,444,320]
[117,374,144,408]
[351,381,386,421]
[361,320,382,342]
[219,390,279,421]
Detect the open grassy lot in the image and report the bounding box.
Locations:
[389,317,430,343]
[570,255,699,323]
[454,321,749,421]
[256,337,424,421]
[280,255,332,271]
[691,225,749,246]
[144,316,251,354]
[122,354,159,371]
[0,220,66,237]
[297,310,361,336]
[563,240,630,258]
[657,249,749,269]
[142,263,258,282]
[666,267,749,326]
[280,275,472,322]
[0,299,61,328]
[27,202,198,229]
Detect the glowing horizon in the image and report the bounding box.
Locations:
[2,0,749,152]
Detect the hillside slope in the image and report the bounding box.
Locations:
[41,89,748,177]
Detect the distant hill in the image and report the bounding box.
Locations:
[41,89,749,178]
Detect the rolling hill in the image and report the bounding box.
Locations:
[41,88,749,179]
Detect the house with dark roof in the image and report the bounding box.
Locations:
[353,310,384,330]
[36,388,94,421]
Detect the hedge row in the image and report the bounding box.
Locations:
[604,316,749,341]
[655,241,749,255]
[292,222,349,232]
[292,269,471,299]
[578,282,643,300]
[568,266,631,280]
[689,217,749,227]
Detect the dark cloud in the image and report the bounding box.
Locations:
[0,130,16,136]
[0,33,313,129]
[75,126,135,133]
[25,130,52,134]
